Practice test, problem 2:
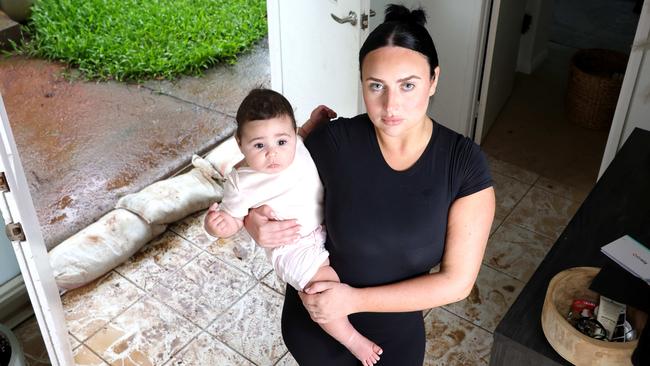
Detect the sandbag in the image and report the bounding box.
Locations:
[49,209,166,290]
[204,135,244,177]
[115,155,223,224]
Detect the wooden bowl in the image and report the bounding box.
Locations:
[541,267,647,366]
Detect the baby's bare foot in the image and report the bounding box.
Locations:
[344,332,383,366]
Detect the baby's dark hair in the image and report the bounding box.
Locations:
[359,4,438,78]
[235,88,296,139]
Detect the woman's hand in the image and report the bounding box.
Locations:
[299,105,337,138]
[243,205,301,248]
[299,281,358,323]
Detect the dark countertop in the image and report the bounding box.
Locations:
[492,127,650,365]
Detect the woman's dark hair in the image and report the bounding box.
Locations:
[359,4,438,78]
[235,88,296,139]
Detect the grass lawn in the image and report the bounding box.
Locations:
[16,0,267,81]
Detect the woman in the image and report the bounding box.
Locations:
[245,4,495,365]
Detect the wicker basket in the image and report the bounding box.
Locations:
[565,49,628,130]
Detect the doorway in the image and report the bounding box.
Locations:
[480,0,641,198]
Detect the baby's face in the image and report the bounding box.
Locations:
[238,115,297,174]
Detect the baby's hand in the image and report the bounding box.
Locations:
[300,105,337,137]
[204,205,241,238]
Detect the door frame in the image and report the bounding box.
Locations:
[0,94,73,365]
[473,0,498,143]
[598,0,650,178]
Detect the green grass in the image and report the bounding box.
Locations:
[17,0,267,81]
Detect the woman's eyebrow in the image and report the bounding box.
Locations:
[397,75,421,82]
[365,75,422,82]
[365,77,384,82]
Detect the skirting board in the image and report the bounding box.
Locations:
[0,275,34,328]
[531,49,549,74]
[517,48,549,75]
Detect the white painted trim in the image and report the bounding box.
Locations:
[474,0,500,144]
[267,0,283,96]
[598,1,650,178]
[357,0,371,116]
[0,94,73,365]
[469,0,493,140]
[0,275,33,328]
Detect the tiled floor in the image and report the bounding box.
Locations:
[11,34,609,366]
[9,155,584,366]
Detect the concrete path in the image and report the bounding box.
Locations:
[0,39,270,250]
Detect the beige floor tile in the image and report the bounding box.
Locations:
[443,265,523,332]
[490,214,504,236]
[261,270,286,295]
[423,307,492,365]
[487,156,539,185]
[115,231,201,290]
[85,297,199,366]
[205,229,273,281]
[13,317,50,366]
[275,352,299,366]
[535,176,590,204]
[492,172,531,219]
[484,223,555,282]
[62,271,143,342]
[150,252,257,328]
[505,186,580,240]
[169,211,214,248]
[171,211,273,280]
[165,332,253,366]
[209,284,286,365]
[69,333,81,350]
[73,345,108,365]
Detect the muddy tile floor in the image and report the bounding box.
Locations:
[14,155,584,365]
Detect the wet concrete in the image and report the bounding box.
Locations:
[0,39,270,250]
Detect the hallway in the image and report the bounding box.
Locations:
[481,42,609,201]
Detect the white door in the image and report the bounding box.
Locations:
[0,94,73,365]
[269,0,492,137]
[267,0,370,124]
[474,0,527,143]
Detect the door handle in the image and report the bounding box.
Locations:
[331,11,358,26]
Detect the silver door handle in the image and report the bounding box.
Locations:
[331,11,357,26]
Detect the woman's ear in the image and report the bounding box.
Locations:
[429,66,441,97]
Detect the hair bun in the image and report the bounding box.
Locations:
[383,4,426,26]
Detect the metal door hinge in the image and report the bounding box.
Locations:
[6,222,26,241]
[0,172,8,192]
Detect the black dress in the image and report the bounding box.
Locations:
[283,114,492,365]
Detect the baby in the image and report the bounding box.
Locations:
[204,88,382,364]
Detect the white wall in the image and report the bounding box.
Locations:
[0,215,20,284]
[599,3,650,177]
[517,0,554,74]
